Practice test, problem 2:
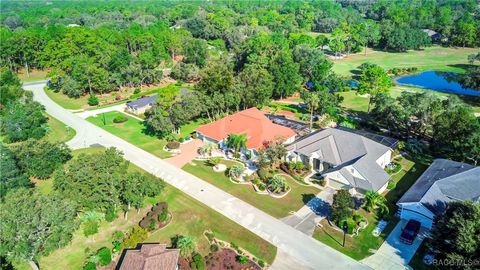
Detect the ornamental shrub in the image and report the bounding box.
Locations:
[387,180,397,189]
[192,253,206,270]
[88,95,99,106]
[105,206,117,222]
[179,137,185,143]
[166,141,180,150]
[113,114,128,123]
[83,262,96,270]
[210,243,219,252]
[237,255,248,265]
[295,161,304,170]
[158,207,168,223]
[258,260,265,267]
[97,247,112,266]
[83,221,99,237]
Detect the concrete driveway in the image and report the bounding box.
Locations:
[282,187,334,235]
[165,139,204,168]
[362,220,428,270]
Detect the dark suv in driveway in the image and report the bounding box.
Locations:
[400,219,421,245]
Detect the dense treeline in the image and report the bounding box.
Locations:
[1,0,478,96]
[0,71,165,268]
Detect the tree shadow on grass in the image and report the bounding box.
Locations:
[320,225,343,247]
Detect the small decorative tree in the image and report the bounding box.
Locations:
[267,175,289,193]
[228,164,245,180]
[331,190,355,225]
[173,235,196,257]
[208,157,221,167]
[198,143,217,157]
[363,191,389,216]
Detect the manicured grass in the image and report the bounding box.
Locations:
[339,87,480,114]
[45,114,76,143]
[87,111,172,159]
[313,156,428,260]
[18,68,49,82]
[313,210,399,260]
[129,83,185,99]
[179,118,206,137]
[44,87,87,110]
[182,159,321,218]
[38,148,276,269]
[332,46,477,77]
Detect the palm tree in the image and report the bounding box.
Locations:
[175,235,196,257]
[363,191,389,215]
[267,175,289,193]
[226,133,247,154]
[198,143,217,157]
[300,90,319,129]
[228,164,245,180]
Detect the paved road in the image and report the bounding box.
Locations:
[26,82,370,270]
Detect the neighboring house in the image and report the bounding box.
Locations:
[118,243,180,270]
[126,88,193,115]
[196,107,297,156]
[397,159,479,229]
[126,95,158,115]
[422,29,441,41]
[286,128,394,193]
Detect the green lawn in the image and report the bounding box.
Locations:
[313,210,399,260]
[183,159,321,218]
[44,87,88,110]
[313,156,429,260]
[87,111,172,159]
[45,114,76,143]
[179,118,206,138]
[37,148,276,269]
[332,46,477,77]
[339,87,480,114]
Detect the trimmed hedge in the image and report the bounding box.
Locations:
[113,114,128,123]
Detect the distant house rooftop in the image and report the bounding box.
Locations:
[118,243,179,270]
[126,95,158,110]
[398,159,479,215]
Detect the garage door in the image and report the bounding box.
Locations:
[400,209,433,229]
[328,178,351,190]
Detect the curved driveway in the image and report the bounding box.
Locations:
[26,82,371,270]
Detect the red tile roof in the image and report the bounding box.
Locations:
[196,107,296,150]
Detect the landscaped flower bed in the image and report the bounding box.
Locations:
[139,202,172,231]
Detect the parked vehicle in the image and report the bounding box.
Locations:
[400,219,421,244]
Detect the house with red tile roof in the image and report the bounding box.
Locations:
[196,107,296,156]
[118,243,180,270]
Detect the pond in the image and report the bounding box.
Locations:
[395,70,480,97]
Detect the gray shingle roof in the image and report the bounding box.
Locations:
[288,128,392,191]
[126,95,158,110]
[398,159,479,215]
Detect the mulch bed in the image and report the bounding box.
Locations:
[205,248,261,270]
[178,257,193,270]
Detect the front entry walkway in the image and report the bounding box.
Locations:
[165,139,204,168]
[281,187,335,235]
[362,219,429,270]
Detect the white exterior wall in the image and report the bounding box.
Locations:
[324,170,350,188]
[376,150,392,168]
[377,182,389,194]
[398,203,435,229]
[284,135,296,144]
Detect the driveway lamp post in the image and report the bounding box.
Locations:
[342,222,348,247]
